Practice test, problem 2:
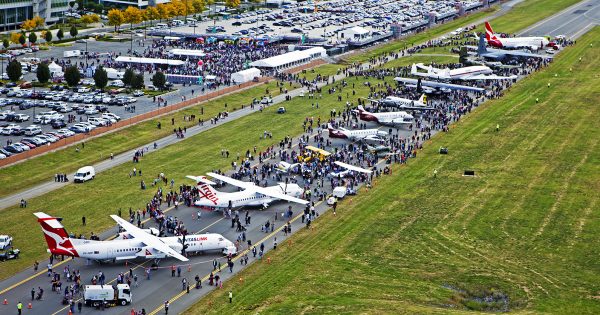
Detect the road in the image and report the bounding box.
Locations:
[519,0,600,39]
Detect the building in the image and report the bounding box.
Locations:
[98,0,171,9]
[0,0,72,31]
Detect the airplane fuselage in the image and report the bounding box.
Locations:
[194,183,303,208]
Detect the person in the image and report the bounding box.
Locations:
[229,291,233,303]
[82,216,86,226]
[496,124,499,132]
[78,301,82,313]
[433,169,438,178]
[164,301,169,314]
[17,301,23,315]
[31,288,35,300]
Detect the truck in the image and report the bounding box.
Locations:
[63,50,82,58]
[0,235,12,250]
[83,284,131,307]
[105,68,125,80]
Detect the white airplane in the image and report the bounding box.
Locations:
[35,212,236,262]
[328,161,372,178]
[190,172,307,209]
[369,94,435,111]
[485,21,549,50]
[411,63,516,81]
[470,33,553,60]
[356,105,414,126]
[327,124,387,141]
[395,77,485,93]
[275,161,301,173]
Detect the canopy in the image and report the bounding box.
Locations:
[250,47,326,69]
[115,56,185,66]
[231,68,260,84]
[48,62,62,72]
[170,49,205,57]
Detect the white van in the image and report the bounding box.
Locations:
[24,125,42,136]
[171,19,184,26]
[156,23,168,29]
[332,186,347,199]
[74,166,95,183]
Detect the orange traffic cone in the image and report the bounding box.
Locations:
[2,299,7,305]
[267,257,271,264]
[68,310,73,315]
[28,303,32,309]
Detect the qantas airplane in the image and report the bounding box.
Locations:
[190,173,307,209]
[328,124,387,141]
[485,21,549,50]
[35,212,236,262]
[356,105,414,126]
[470,33,553,60]
[411,63,516,81]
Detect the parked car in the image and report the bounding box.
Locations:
[0,235,13,250]
[13,114,30,122]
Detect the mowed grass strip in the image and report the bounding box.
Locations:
[0,80,299,198]
[183,28,600,314]
[0,75,384,280]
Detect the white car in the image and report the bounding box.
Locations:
[101,113,121,122]
[84,108,99,115]
[13,142,31,151]
[87,117,109,126]
[78,122,97,130]
[109,80,125,87]
[0,111,15,120]
[36,134,57,143]
[132,90,144,97]
[56,129,75,137]
[0,235,12,249]
[13,113,30,122]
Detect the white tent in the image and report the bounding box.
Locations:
[48,62,62,73]
[231,68,261,84]
[339,26,370,40]
[115,56,185,66]
[170,49,205,58]
[250,47,326,70]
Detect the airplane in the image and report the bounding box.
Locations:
[328,161,372,178]
[368,94,436,111]
[191,172,308,209]
[356,105,414,126]
[35,212,236,262]
[469,34,553,60]
[327,123,387,141]
[411,63,516,81]
[485,21,549,50]
[275,161,301,173]
[395,77,485,93]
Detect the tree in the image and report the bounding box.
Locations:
[57,29,64,41]
[36,62,50,83]
[32,16,45,28]
[156,4,170,21]
[21,19,36,31]
[3,39,9,49]
[44,30,53,43]
[131,73,144,90]
[152,71,166,90]
[28,32,37,45]
[70,25,78,38]
[10,32,21,45]
[18,33,26,46]
[93,66,108,91]
[64,66,80,87]
[144,6,159,25]
[6,60,22,82]
[80,14,100,24]
[225,0,240,9]
[122,68,135,86]
[124,6,143,27]
[169,0,186,17]
[107,8,125,32]
[192,0,205,14]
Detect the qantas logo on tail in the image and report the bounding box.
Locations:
[198,183,219,205]
[484,21,496,40]
[35,213,79,257]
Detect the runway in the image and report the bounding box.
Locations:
[519,0,600,39]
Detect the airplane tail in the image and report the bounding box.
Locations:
[410,63,418,75]
[197,181,219,205]
[484,21,496,40]
[478,33,488,55]
[418,94,427,104]
[34,212,79,257]
[357,105,367,113]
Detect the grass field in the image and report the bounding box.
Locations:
[0,80,298,198]
[0,74,386,281]
[183,28,600,314]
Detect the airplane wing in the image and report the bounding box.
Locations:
[207,172,309,205]
[334,161,372,174]
[396,77,485,92]
[186,175,217,185]
[464,74,517,80]
[110,215,189,262]
[389,117,414,125]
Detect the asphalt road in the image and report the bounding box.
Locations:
[519,0,600,39]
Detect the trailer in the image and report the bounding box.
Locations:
[83,284,131,307]
[63,50,82,58]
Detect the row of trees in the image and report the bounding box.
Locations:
[3,26,78,48]
[107,0,212,31]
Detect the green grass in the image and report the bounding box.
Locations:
[183,27,600,315]
[0,74,385,281]
[0,79,297,198]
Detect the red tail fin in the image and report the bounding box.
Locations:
[197,183,219,205]
[34,212,79,257]
[485,22,495,40]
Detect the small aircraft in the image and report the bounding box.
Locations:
[485,21,550,50]
[35,212,236,262]
[275,161,301,173]
[368,94,435,111]
[191,172,308,209]
[328,161,372,178]
[356,105,414,126]
[395,77,485,93]
[469,34,553,60]
[327,124,387,141]
[411,63,516,81]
